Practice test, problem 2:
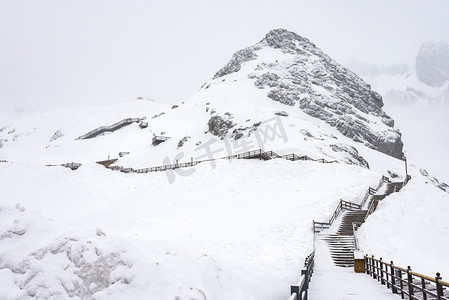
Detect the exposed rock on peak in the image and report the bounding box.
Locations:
[261,28,315,54]
[209,28,404,159]
[214,47,258,79]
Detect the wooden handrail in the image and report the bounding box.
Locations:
[288,293,297,300]
[368,257,449,286]
[365,255,449,299]
[290,251,314,300]
[313,199,361,233]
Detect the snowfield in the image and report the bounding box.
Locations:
[1,158,381,299]
[1,97,448,299]
[1,27,448,298]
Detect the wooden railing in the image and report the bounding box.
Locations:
[289,251,315,300]
[359,176,387,209]
[223,149,272,160]
[313,199,361,233]
[365,197,379,220]
[365,178,408,221]
[365,255,449,299]
[76,118,142,140]
[107,149,339,174]
[360,186,378,208]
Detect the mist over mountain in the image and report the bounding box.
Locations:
[1,27,449,299]
[347,40,449,183]
[416,40,449,87]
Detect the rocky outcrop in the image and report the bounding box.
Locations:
[274,111,289,117]
[230,122,261,140]
[329,144,369,168]
[214,47,258,79]
[177,136,191,148]
[213,28,404,159]
[207,114,235,139]
[416,41,449,87]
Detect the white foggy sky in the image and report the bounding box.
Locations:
[1,0,448,112]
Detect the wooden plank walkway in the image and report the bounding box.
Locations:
[308,237,399,299]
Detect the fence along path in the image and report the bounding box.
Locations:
[288,177,386,299]
[108,149,339,173]
[76,118,143,140]
[302,176,409,299]
[364,256,449,299]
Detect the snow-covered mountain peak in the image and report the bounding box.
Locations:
[206,29,404,159]
[416,40,449,87]
[0,29,407,177]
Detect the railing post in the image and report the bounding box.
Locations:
[301,269,309,300]
[421,277,427,300]
[376,259,381,281]
[380,258,385,285]
[436,272,443,300]
[291,285,299,300]
[365,255,370,275]
[398,269,404,299]
[385,260,390,289]
[407,266,414,299]
[372,256,377,279]
[391,261,397,294]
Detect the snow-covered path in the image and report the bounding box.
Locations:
[308,236,398,299]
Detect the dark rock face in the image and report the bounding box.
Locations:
[177,136,191,148]
[213,28,404,159]
[263,29,316,55]
[416,41,449,87]
[230,122,260,140]
[207,115,235,139]
[267,89,300,106]
[329,143,369,168]
[275,111,289,117]
[214,47,258,79]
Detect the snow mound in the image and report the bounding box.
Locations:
[0,204,217,300]
[358,167,449,277]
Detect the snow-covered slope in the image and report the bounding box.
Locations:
[1,29,448,299]
[1,159,383,299]
[358,166,449,277]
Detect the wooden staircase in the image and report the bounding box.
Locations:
[338,210,368,235]
[323,210,367,267]
[76,118,142,140]
[323,234,356,267]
